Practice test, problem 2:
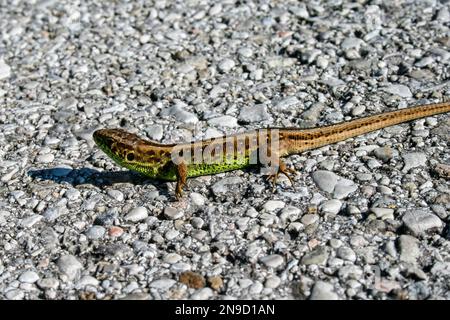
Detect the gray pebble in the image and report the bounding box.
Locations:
[319,199,342,214]
[336,247,356,262]
[190,192,206,206]
[149,279,176,290]
[309,281,338,300]
[402,152,427,172]
[57,255,83,280]
[301,214,319,226]
[398,235,420,264]
[263,200,285,212]
[85,226,106,240]
[217,59,235,73]
[402,210,443,237]
[20,214,43,228]
[5,289,24,300]
[191,287,213,300]
[259,254,284,268]
[238,104,270,123]
[265,275,281,289]
[207,115,238,127]
[311,170,338,193]
[0,59,11,79]
[301,247,329,266]
[125,207,148,222]
[164,207,184,220]
[19,271,40,283]
[382,84,412,98]
[370,208,395,220]
[107,189,124,202]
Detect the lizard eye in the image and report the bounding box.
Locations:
[126,153,135,161]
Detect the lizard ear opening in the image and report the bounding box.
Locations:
[126,152,135,161]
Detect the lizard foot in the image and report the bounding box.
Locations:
[265,162,297,191]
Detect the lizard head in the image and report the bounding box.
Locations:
[93,128,142,167]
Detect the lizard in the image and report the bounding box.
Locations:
[93,101,450,199]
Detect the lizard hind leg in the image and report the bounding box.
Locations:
[175,162,188,200]
[265,159,297,191]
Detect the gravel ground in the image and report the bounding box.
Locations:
[0,0,449,300]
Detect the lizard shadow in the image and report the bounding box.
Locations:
[27,167,172,197]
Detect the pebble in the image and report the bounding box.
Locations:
[125,207,148,222]
[108,226,124,237]
[336,247,356,262]
[319,199,342,214]
[211,177,244,196]
[207,115,238,127]
[370,208,395,220]
[382,84,412,98]
[18,271,40,283]
[164,207,184,220]
[0,59,11,79]
[309,281,338,300]
[5,289,24,300]
[20,214,43,228]
[77,276,100,287]
[217,58,235,73]
[107,189,124,202]
[190,192,206,206]
[164,253,182,264]
[238,104,270,123]
[402,152,427,172]
[398,235,420,264]
[85,226,106,240]
[190,287,213,300]
[311,170,338,193]
[301,214,319,226]
[259,254,284,268]
[149,279,176,290]
[64,188,80,201]
[265,275,281,289]
[301,247,330,265]
[36,153,54,163]
[57,255,83,280]
[402,210,443,237]
[263,200,285,212]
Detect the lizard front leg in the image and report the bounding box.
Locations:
[265,158,297,191]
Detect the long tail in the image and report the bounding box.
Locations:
[281,101,450,155]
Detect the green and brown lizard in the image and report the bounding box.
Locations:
[93,101,450,198]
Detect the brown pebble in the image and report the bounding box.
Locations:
[108,226,124,237]
[208,276,223,291]
[179,271,205,289]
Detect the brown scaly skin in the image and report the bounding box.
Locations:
[93,101,450,198]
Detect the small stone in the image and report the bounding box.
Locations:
[301,214,319,226]
[145,125,163,141]
[370,208,395,220]
[259,254,284,268]
[336,247,356,262]
[309,281,338,300]
[36,153,54,163]
[190,287,213,300]
[238,47,253,58]
[19,271,40,283]
[164,207,184,220]
[164,253,182,264]
[402,210,443,237]
[311,170,338,193]
[179,271,205,289]
[20,214,43,228]
[301,246,330,265]
[0,59,11,80]
[383,84,412,98]
[208,276,223,291]
[238,104,270,123]
[431,262,450,276]
[263,200,285,212]
[402,152,427,172]
[212,177,244,196]
[107,189,124,202]
[125,206,148,222]
[57,255,83,280]
[190,192,206,206]
[37,278,59,290]
[333,179,358,199]
[108,226,123,237]
[149,279,176,290]
[217,58,235,73]
[5,289,24,300]
[265,275,281,289]
[207,115,238,127]
[85,226,106,240]
[77,275,100,287]
[319,199,342,214]
[398,235,420,264]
